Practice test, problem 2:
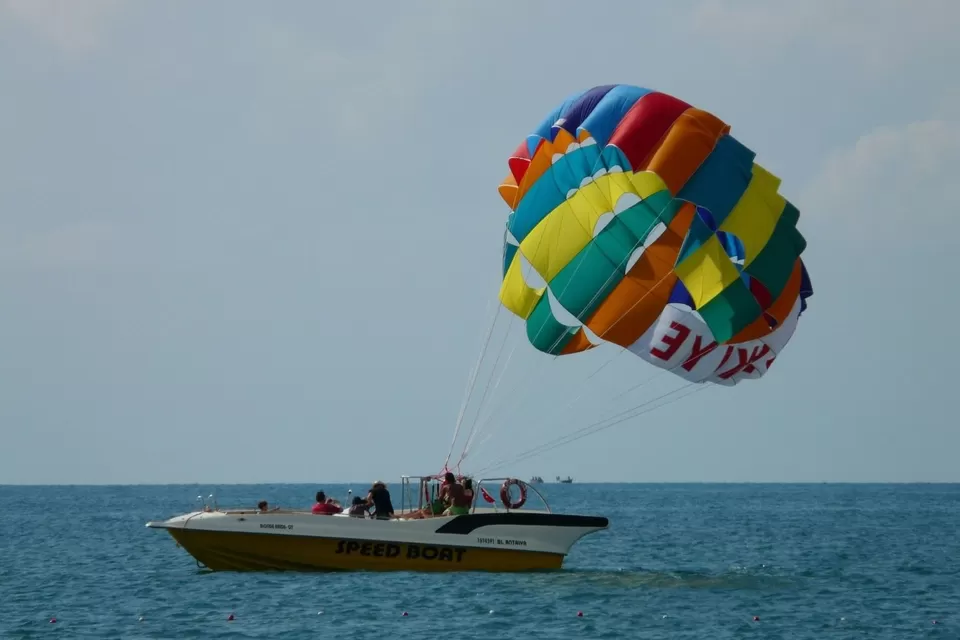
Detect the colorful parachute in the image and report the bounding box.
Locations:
[498,84,813,386]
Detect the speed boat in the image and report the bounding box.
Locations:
[146,475,608,572]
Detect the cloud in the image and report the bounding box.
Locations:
[690,0,960,70]
[244,4,492,142]
[799,117,960,249]
[0,0,123,53]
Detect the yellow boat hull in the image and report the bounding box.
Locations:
[168,528,565,571]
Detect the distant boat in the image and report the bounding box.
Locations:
[529,476,544,484]
[556,476,573,484]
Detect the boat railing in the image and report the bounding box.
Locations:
[399,475,435,515]
[398,475,551,515]
[472,477,551,514]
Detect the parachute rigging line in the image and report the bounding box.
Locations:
[459,245,689,468]
[448,206,563,469]
[467,298,721,476]
[474,381,707,477]
[443,293,499,471]
[455,171,683,467]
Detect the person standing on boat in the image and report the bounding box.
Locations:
[439,472,471,516]
[365,481,394,519]
[311,491,343,515]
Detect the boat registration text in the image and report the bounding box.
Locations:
[476,537,527,546]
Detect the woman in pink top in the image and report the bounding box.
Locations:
[311,491,343,515]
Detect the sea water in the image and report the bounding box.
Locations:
[2,483,958,639]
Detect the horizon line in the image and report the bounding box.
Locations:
[2,480,960,487]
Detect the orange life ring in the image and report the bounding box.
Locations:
[499,478,527,510]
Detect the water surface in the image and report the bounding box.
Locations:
[2,483,958,638]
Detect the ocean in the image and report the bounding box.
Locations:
[2,483,958,639]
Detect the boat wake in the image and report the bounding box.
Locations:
[549,566,801,591]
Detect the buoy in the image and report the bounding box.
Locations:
[138,616,144,622]
[317,611,323,615]
[227,613,235,621]
[489,610,494,614]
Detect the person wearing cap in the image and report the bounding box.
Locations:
[365,481,395,519]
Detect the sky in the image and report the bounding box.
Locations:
[2,0,959,485]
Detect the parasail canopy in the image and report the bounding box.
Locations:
[497,84,813,387]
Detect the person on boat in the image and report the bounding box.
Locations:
[439,472,471,516]
[437,471,457,502]
[347,496,368,518]
[462,478,475,505]
[428,493,446,516]
[396,491,441,520]
[311,491,343,515]
[257,500,280,513]
[365,481,394,519]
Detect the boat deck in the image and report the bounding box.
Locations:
[208,506,552,518]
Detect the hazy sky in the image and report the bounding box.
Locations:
[2,0,959,485]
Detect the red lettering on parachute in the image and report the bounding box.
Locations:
[717,345,772,380]
[650,322,690,361]
[716,346,734,370]
[681,335,718,372]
